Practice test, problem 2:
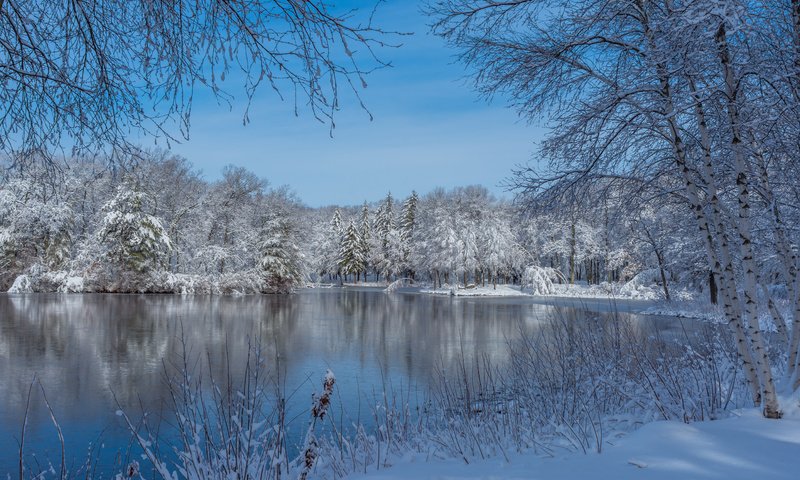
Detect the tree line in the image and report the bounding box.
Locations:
[2,151,712,298]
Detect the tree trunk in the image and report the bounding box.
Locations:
[569,222,576,284]
[709,271,718,305]
[655,250,670,302]
[687,74,763,406]
[717,24,781,417]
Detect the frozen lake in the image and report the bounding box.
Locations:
[0,289,677,476]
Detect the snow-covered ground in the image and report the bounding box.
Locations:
[547,282,696,302]
[348,408,800,480]
[421,285,527,297]
[413,282,680,300]
[343,281,391,288]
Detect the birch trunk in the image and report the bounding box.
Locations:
[787,0,800,389]
[688,76,763,405]
[717,23,781,418]
[638,0,764,403]
[751,143,800,387]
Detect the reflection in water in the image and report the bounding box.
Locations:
[0,289,664,475]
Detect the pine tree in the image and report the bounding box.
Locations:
[331,209,343,236]
[258,217,303,293]
[338,221,365,281]
[373,192,395,280]
[400,191,418,239]
[98,185,172,274]
[374,192,395,249]
[399,191,418,278]
[316,208,344,280]
[359,202,371,281]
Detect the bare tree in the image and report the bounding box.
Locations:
[430,0,800,417]
[0,0,394,164]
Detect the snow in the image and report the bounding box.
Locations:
[421,285,527,297]
[522,265,556,295]
[540,282,696,301]
[414,279,679,300]
[8,274,32,293]
[348,408,800,480]
[344,282,390,288]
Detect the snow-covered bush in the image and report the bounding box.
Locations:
[522,265,556,295]
[7,265,85,293]
[619,268,665,300]
[312,314,749,475]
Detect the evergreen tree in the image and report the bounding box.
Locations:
[374,192,395,249]
[399,191,418,278]
[338,221,365,281]
[258,217,303,293]
[359,202,372,280]
[98,185,172,274]
[400,191,418,239]
[373,192,395,279]
[331,208,343,236]
[316,208,344,279]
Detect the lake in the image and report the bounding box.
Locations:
[0,288,671,476]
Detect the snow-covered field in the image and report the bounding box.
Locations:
[349,407,800,480]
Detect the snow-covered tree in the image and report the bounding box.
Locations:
[199,166,265,274]
[359,202,372,280]
[258,218,303,293]
[98,185,172,274]
[372,193,396,280]
[338,221,365,281]
[430,0,800,414]
[314,209,345,280]
[399,191,418,278]
[0,174,75,287]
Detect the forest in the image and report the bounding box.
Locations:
[0,150,709,300]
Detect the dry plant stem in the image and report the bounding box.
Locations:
[38,380,66,480]
[299,370,336,480]
[19,376,35,480]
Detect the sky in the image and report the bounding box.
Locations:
[169,1,544,207]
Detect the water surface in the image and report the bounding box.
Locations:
[0,288,667,476]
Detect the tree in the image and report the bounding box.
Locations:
[199,165,265,274]
[97,185,172,274]
[359,202,372,280]
[258,218,302,293]
[0,0,392,161]
[0,174,74,280]
[338,221,364,281]
[373,192,395,279]
[135,151,205,274]
[431,0,800,416]
[399,191,418,278]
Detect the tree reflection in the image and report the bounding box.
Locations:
[0,290,661,475]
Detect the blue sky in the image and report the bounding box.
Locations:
[170,1,544,207]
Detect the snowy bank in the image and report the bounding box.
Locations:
[547,281,696,302]
[349,408,800,480]
[421,285,528,297]
[5,267,294,294]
